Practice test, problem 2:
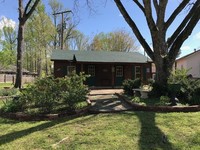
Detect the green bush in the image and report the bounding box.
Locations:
[189,95,200,105]
[148,82,168,98]
[168,69,200,104]
[61,72,89,112]
[1,73,89,114]
[0,88,18,96]
[156,96,170,106]
[122,78,141,96]
[1,97,22,113]
[131,96,141,103]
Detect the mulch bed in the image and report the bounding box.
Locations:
[116,93,200,112]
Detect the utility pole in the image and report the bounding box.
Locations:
[53,10,72,50]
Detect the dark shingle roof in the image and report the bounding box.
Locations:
[51,50,149,63]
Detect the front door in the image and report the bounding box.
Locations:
[97,65,112,86]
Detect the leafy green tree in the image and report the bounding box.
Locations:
[0,26,17,67]
[2,26,17,51]
[90,29,138,52]
[114,0,200,87]
[24,2,56,77]
[67,30,90,50]
[48,0,63,49]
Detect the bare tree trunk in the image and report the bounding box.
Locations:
[14,22,24,88]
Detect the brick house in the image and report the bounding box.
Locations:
[51,50,152,87]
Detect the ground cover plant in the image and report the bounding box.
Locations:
[0,73,89,115]
[0,112,199,149]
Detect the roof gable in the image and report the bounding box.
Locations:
[51,50,149,63]
[177,49,200,61]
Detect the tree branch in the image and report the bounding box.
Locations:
[156,0,168,27]
[142,1,157,33]
[132,0,145,13]
[165,0,190,29]
[169,4,200,61]
[167,1,200,47]
[24,0,40,22]
[114,0,154,60]
[153,0,159,15]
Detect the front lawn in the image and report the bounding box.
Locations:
[0,83,13,89]
[0,112,200,149]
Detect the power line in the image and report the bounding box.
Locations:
[53,10,72,50]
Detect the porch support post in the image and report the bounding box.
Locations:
[81,64,84,72]
[111,64,115,87]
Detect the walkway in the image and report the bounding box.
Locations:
[88,89,133,113]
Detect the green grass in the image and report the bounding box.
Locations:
[0,83,13,89]
[0,112,200,150]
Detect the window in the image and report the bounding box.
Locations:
[135,66,141,78]
[88,65,95,77]
[67,66,76,75]
[116,66,123,77]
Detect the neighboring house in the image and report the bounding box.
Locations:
[51,50,152,87]
[175,49,200,78]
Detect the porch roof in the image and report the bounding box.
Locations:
[51,50,150,63]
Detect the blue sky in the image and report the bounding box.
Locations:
[0,0,200,57]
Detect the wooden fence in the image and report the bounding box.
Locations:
[0,74,35,84]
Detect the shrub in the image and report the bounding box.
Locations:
[148,82,168,98]
[0,88,18,96]
[131,96,141,103]
[189,95,200,105]
[1,97,22,113]
[122,78,141,96]
[1,73,89,114]
[61,72,89,112]
[156,96,170,106]
[168,69,200,104]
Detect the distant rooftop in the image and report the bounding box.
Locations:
[177,49,200,61]
[51,50,150,63]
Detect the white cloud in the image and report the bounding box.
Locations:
[0,16,16,30]
[181,45,191,51]
[194,32,200,40]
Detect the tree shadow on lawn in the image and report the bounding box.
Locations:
[0,114,97,146]
[135,112,175,150]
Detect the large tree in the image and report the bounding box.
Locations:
[114,0,200,87]
[15,0,40,88]
[90,29,138,52]
[24,2,55,77]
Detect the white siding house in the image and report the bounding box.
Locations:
[176,50,200,78]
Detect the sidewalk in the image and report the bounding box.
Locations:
[89,89,123,95]
[88,89,133,113]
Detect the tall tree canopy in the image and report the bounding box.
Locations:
[24,2,56,77]
[90,29,138,52]
[114,0,200,86]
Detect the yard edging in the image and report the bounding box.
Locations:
[0,105,91,121]
[116,93,200,112]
